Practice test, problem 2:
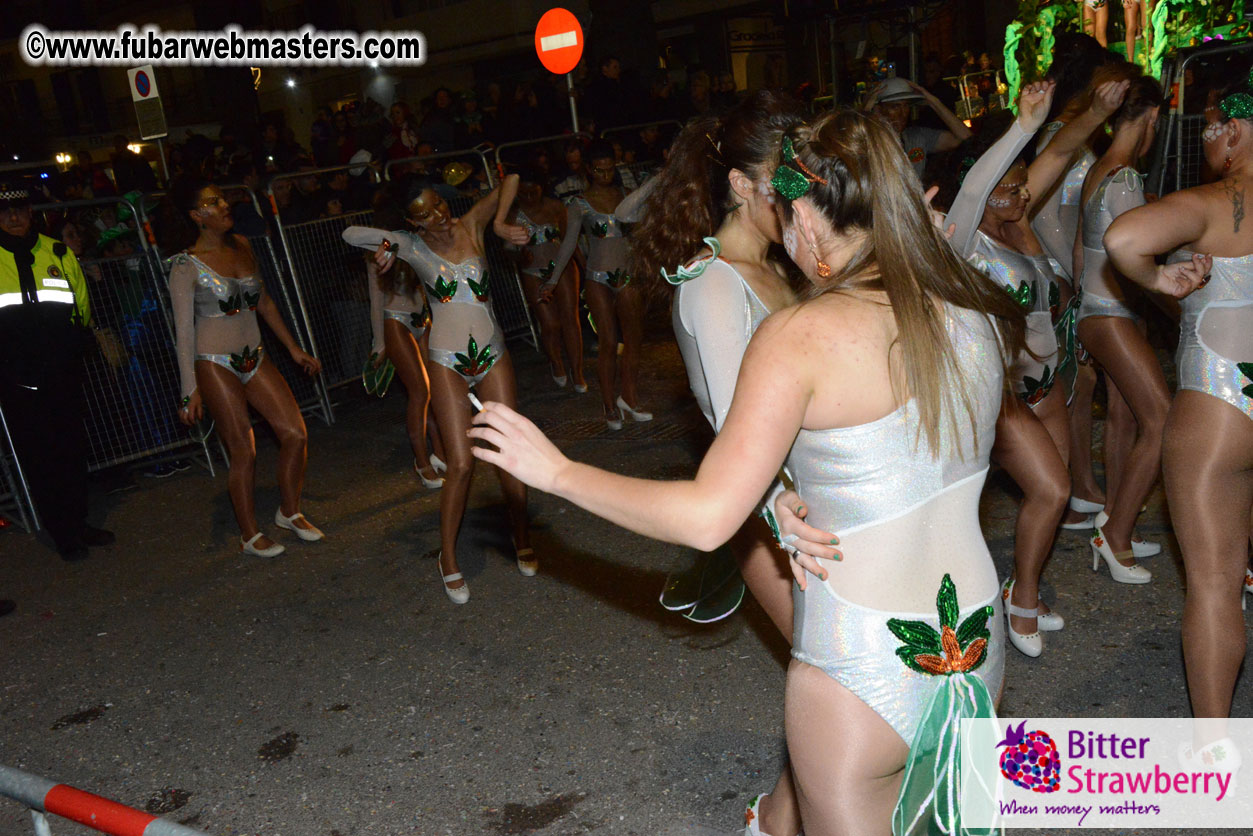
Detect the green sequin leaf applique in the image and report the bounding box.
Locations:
[1023,365,1055,406]
[426,276,458,303]
[539,260,557,283]
[1004,280,1036,310]
[244,290,261,310]
[218,290,244,316]
[1048,281,1060,318]
[453,336,496,378]
[1238,363,1253,399]
[886,574,990,677]
[467,276,489,302]
[607,268,630,289]
[592,221,610,238]
[229,345,261,374]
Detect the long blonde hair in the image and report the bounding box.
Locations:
[777,109,1026,453]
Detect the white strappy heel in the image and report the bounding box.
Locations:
[616,396,652,422]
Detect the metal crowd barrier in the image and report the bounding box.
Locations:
[0,402,37,531]
[1152,39,1253,197]
[30,197,214,474]
[493,132,591,178]
[383,145,496,189]
[0,763,211,836]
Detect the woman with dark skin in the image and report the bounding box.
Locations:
[551,142,650,429]
[503,169,586,392]
[366,188,445,487]
[168,180,323,557]
[344,177,534,602]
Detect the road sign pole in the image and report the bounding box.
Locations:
[566,72,579,134]
[155,137,171,185]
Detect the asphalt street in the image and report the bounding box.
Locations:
[1,330,1248,836]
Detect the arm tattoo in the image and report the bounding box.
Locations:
[1225,179,1246,234]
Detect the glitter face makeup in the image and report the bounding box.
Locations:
[1202,121,1227,145]
[783,225,800,262]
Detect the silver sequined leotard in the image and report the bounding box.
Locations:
[1175,250,1253,421]
[169,251,266,394]
[1079,167,1146,322]
[515,208,563,287]
[972,231,1061,405]
[788,303,1006,745]
[344,226,504,387]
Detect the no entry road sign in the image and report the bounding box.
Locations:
[535,8,583,75]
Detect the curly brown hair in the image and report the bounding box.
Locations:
[628,89,804,291]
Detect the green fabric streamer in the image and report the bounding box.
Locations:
[892,674,1000,835]
[1149,0,1171,81]
[1035,6,1060,80]
[1003,21,1025,107]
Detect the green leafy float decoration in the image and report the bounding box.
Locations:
[888,574,992,676]
[454,335,496,379]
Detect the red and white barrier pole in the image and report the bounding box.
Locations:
[0,765,210,836]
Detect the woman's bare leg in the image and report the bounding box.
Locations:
[520,273,566,379]
[475,352,530,552]
[1103,373,1135,509]
[786,661,909,836]
[1078,316,1170,553]
[994,394,1070,635]
[426,362,475,590]
[196,360,264,543]
[1166,392,1253,723]
[418,333,445,463]
[1068,361,1105,508]
[615,284,646,409]
[583,280,620,416]
[555,262,586,387]
[384,319,435,477]
[242,360,309,521]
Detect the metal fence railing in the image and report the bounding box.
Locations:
[0,402,37,532]
[1151,39,1253,197]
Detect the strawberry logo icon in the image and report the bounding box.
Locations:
[997,720,1061,793]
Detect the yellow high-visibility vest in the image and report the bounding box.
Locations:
[0,234,92,327]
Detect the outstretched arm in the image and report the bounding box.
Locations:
[910,81,973,150]
[613,176,659,223]
[458,172,527,245]
[468,312,810,552]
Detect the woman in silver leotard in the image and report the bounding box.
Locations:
[628,91,806,836]
[343,176,537,603]
[1076,75,1169,585]
[1106,71,1253,765]
[503,168,586,392]
[167,179,324,557]
[468,107,1027,835]
[940,79,1128,657]
[550,142,650,430]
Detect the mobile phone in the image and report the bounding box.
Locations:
[467,391,484,412]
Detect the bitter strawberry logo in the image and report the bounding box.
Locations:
[997,720,1061,793]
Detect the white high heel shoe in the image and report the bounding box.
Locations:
[275,509,324,542]
[438,552,469,604]
[1002,579,1045,657]
[1069,496,1104,515]
[1003,578,1064,631]
[604,405,623,431]
[241,531,285,557]
[429,453,447,474]
[616,396,652,422]
[1091,523,1151,584]
[1060,512,1096,531]
[413,458,444,490]
[1093,510,1160,558]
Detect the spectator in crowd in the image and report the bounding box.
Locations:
[422,88,457,152]
[864,76,972,182]
[326,168,372,213]
[712,71,739,111]
[683,70,715,120]
[552,140,590,200]
[284,160,327,224]
[110,135,158,194]
[387,102,421,160]
[355,99,390,160]
[333,109,359,164]
[454,91,487,148]
[256,122,287,174]
[226,161,268,238]
[583,56,634,130]
[310,106,336,166]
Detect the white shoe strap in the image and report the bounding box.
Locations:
[442,572,463,583]
[1006,602,1040,618]
[243,532,264,547]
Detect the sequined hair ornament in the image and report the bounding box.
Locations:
[770,136,828,201]
[957,155,977,187]
[1219,69,1253,121]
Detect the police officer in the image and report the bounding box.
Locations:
[0,182,114,561]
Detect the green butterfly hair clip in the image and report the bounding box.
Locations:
[771,136,827,201]
[1219,69,1253,121]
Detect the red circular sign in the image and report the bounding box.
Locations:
[535,8,583,75]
